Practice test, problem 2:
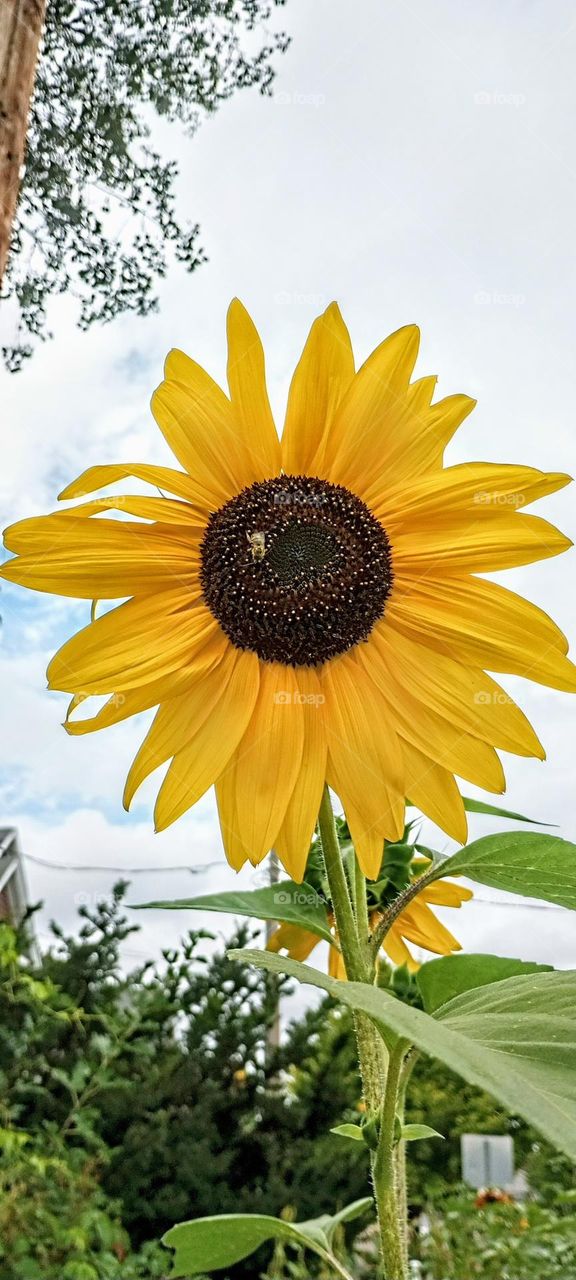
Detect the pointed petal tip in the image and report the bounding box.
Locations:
[549,470,572,490]
[153,801,175,835]
[324,300,343,320]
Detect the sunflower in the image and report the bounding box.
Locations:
[268,876,474,977]
[2,301,575,881]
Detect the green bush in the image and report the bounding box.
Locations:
[1,887,573,1279]
[414,1187,576,1279]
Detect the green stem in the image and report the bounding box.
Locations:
[317,788,408,1278]
[394,1053,416,1273]
[373,1041,409,1280]
[371,864,438,958]
[354,855,370,945]
[317,788,385,1112]
[317,786,366,983]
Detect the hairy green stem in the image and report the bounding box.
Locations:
[354,855,370,946]
[371,864,438,957]
[317,788,385,1111]
[394,1053,417,1273]
[317,788,408,1278]
[317,787,366,982]
[373,1041,409,1280]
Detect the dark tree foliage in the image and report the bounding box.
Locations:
[2,886,571,1279]
[1,0,289,371]
[0,886,367,1279]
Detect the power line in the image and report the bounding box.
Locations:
[23,856,569,910]
[23,855,220,875]
[465,894,566,912]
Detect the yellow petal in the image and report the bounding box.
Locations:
[362,394,477,505]
[152,350,254,506]
[61,495,206,527]
[379,625,544,759]
[58,462,209,507]
[383,924,418,971]
[421,880,473,908]
[281,303,355,476]
[224,664,306,866]
[378,464,571,526]
[387,574,576,693]
[325,325,420,493]
[267,922,321,963]
[274,668,327,883]
[322,653,405,857]
[123,647,236,809]
[2,514,201,598]
[328,945,347,980]
[405,375,438,415]
[357,634,506,794]
[334,796,385,881]
[47,592,219,693]
[64,667,209,737]
[226,299,281,480]
[215,755,248,872]
[402,739,468,844]
[392,511,572,574]
[398,900,462,956]
[154,650,260,830]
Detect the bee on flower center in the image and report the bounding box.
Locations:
[247,530,266,561]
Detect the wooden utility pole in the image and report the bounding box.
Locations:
[0,0,46,287]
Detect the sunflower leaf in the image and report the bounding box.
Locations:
[131,882,334,945]
[416,953,553,1014]
[229,949,576,1161]
[162,1199,372,1277]
[432,832,576,909]
[460,796,554,825]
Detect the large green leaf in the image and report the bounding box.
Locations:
[230,950,576,1160]
[417,954,553,1014]
[132,881,335,946]
[162,1198,372,1278]
[434,832,576,909]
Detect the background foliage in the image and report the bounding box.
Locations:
[0,885,573,1278]
[1,0,289,371]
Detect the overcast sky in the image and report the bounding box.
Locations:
[1,0,575,980]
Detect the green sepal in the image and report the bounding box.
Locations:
[400,1123,444,1143]
[330,1123,365,1143]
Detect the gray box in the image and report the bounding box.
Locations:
[461,1134,514,1189]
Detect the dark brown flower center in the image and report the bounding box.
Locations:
[200,474,393,666]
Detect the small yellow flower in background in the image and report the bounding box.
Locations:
[268,878,473,977]
[2,301,575,881]
[377,879,474,972]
